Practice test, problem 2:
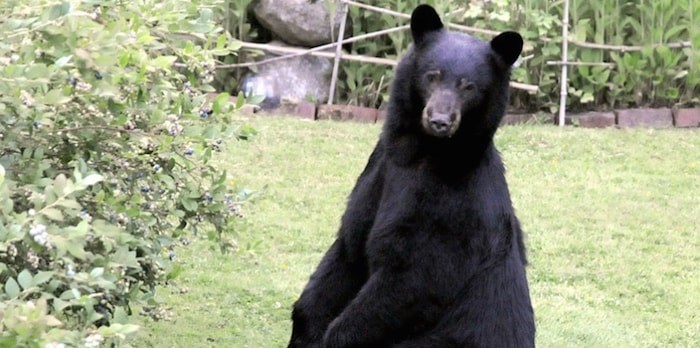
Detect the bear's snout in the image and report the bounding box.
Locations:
[428,111,453,134]
[422,90,461,138]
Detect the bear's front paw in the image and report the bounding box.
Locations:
[322,317,353,348]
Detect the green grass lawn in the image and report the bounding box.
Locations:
[139,116,700,347]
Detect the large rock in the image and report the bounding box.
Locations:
[252,0,351,47]
[240,41,332,106]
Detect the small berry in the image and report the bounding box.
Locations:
[94,71,103,80]
[141,185,150,193]
[202,193,213,203]
[79,211,92,222]
[168,123,182,136]
[29,224,49,247]
[184,147,194,156]
[168,252,176,261]
[33,121,41,129]
[199,108,213,118]
[153,164,161,172]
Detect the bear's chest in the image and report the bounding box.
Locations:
[362,167,505,270]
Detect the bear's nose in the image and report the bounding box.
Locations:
[429,114,451,133]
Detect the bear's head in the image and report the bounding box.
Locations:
[387,5,523,143]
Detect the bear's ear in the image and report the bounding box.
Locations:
[490,31,523,66]
[411,4,444,46]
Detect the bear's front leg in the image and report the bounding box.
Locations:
[290,142,386,347]
[288,239,368,348]
[321,267,450,348]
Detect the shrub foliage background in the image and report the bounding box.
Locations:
[0,0,254,346]
[341,0,699,111]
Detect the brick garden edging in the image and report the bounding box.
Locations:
[562,108,700,128]
[236,98,700,129]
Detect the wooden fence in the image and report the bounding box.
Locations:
[225,0,693,126]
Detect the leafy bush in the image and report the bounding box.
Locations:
[0,0,255,346]
[341,0,698,111]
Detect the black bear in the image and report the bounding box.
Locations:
[288,4,535,348]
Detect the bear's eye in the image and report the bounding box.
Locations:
[459,78,475,92]
[425,70,441,83]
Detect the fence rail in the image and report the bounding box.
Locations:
[227,0,695,122]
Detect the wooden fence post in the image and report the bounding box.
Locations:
[328,1,349,105]
[558,0,570,127]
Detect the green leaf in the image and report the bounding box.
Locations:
[113,248,140,268]
[42,88,71,105]
[17,269,32,290]
[247,94,265,106]
[152,56,178,70]
[90,267,104,278]
[72,220,89,236]
[203,125,219,139]
[82,173,104,187]
[113,307,129,324]
[235,91,245,109]
[25,64,50,79]
[213,92,231,112]
[56,199,82,210]
[52,298,70,311]
[89,311,105,323]
[4,277,20,297]
[47,2,72,20]
[199,8,213,22]
[32,271,53,286]
[181,198,198,212]
[580,92,595,104]
[54,55,73,67]
[229,40,242,51]
[158,174,176,190]
[216,34,227,49]
[674,71,688,79]
[66,242,86,260]
[53,173,68,195]
[210,49,230,56]
[42,207,64,221]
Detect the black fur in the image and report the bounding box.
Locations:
[288,4,534,348]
